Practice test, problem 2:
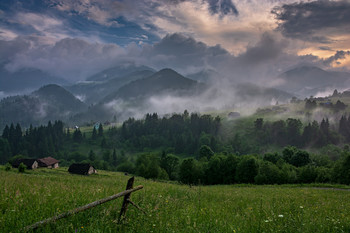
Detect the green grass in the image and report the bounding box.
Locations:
[1,167,350,233]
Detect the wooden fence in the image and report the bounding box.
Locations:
[24,176,144,232]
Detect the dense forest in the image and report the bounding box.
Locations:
[1,111,350,185]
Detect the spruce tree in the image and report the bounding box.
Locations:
[92,126,97,140]
[98,123,103,137]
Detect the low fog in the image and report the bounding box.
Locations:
[101,75,292,122]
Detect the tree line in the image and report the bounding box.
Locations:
[1,113,350,185]
[253,115,350,149]
[107,111,221,155]
[129,146,350,185]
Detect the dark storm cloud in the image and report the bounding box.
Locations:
[207,0,238,16]
[142,33,229,73]
[272,0,350,43]
[323,50,350,66]
[237,33,287,65]
[151,33,228,57]
[1,36,127,81]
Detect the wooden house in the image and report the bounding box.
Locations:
[68,163,97,175]
[37,157,60,168]
[12,159,38,169]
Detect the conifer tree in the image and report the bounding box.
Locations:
[98,123,103,137]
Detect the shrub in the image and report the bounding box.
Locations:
[235,156,258,183]
[5,162,11,171]
[117,161,135,174]
[18,162,26,173]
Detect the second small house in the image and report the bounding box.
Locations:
[37,157,60,168]
[68,163,97,175]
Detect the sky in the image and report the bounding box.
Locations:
[0,0,349,83]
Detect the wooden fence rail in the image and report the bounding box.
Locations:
[24,177,143,232]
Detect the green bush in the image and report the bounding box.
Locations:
[235,156,258,183]
[18,162,26,173]
[5,162,11,171]
[117,161,135,174]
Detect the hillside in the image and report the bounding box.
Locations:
[234,83,293,103]
[0,84,87,128]
[275,65,350,97]
[1,167,349,232]
[66,70,155,104]
[86,63,155,82]
[102,68,201,102]
[32,84,87,111]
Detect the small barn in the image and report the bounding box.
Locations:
[68,163,97,175]
[12,159,38,169]
[37,157,60,168]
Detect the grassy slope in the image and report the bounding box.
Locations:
[1,167,350,233]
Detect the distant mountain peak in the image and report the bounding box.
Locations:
[33,84,73,96]
[102,68,199,102]
[158,68,177,73]
[276,65,350,97]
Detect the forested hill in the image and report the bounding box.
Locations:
[86,64,155,82]
[0,85,87,128]
[102,68,201,102]
[65,70,155,104]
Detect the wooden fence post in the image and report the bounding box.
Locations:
[24,178,143,232]
[118,176,134,223]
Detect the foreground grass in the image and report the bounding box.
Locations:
[1,167,350,232]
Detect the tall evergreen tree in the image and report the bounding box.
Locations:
[92,126,97,140]
[2,125,10,139]
[98,123,103,137]
[339,115,349,140]
[73,129,83,143]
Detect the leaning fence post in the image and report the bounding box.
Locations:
[23,177,143,232]
[118,176,134,223]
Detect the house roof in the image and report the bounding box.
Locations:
[37,157,59,166]
[68,163,95,175]
[12,159,37,168]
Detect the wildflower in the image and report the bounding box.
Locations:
[264,220,269,223]
[278,215,284,218]
[81,226,84,228]
[300,206,303,209]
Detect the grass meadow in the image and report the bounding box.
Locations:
[1,166,350,233]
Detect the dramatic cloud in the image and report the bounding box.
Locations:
[0,0,349,86]
[47,0,271,54]
[2,32,341,85]
[237,32,288,65]
[272,0,350,43]
[141,33,229,73]
[207,0,238,16]
[323,50,350,66]
[2,36,128,81]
